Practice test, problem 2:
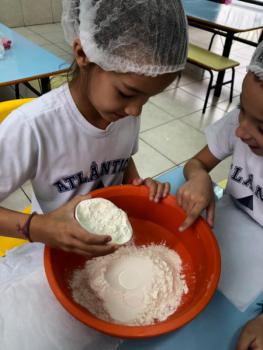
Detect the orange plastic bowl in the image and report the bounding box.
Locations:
[44,185,220,338]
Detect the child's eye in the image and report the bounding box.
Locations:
[118,91,133,99]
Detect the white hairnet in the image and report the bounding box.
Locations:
[62,0,188,76]
[247,41,263,81]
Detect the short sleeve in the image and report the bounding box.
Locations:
[0,110,38,202]
[205,109,239,160]
[131,116,140,155]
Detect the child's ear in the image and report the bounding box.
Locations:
[73,38,90,68]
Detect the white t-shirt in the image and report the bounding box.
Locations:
[205,108,263,226]
[0,84,140,213]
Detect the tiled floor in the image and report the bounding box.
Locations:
[0,23,260,211]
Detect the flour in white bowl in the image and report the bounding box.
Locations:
[70,245,188,326]
[75,198,133,244]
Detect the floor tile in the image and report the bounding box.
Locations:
[12,79,41,99]
[20,32,51,46]
[0,188,30,211]
[13,26,35,36]
[180,106,226,132]
[230,39,248,51]
[0,86,16,102]
[217,95,240,113]
[27,23,62,34]
[133,140,174,178]
[233,44,257,60]
[140,102,174,132]
[180,79,239,108]
[40,31,66,44]
[189,27,213,47]
[56,42,73,54]
[166,66,205,90]
[236,66,247,76]
[41,43,68,57]
[235,28,261,45]
[221,68,245,93]
[150,88,205,119]
[169,73,201,89]
[140,120,206,164]
[184,63,211,80]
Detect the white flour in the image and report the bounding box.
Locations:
[75,198,133,244]
[70,245,188,326]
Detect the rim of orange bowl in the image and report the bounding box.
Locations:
[44,185,221,338]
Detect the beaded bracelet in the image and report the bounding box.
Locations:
[16,212,37,242]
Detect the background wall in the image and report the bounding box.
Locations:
[0,0,62,27]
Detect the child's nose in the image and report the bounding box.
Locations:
[124,103,142,117]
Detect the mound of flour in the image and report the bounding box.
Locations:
[75,198,133,244]
[70,245,188,326]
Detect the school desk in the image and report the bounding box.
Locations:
[0,22,70,98]
[182,0,263,96]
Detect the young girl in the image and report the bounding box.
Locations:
[176,41,263,350]
[0,0,188,257]
[176,40,263,232]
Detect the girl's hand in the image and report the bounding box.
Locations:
[30,194,117,257]
[236,314,263,350]
[132,177,170,202]
[176,172,215,231]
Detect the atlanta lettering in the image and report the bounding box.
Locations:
[230,165,263,202]
[53,158,129,193]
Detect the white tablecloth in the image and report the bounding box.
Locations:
[0,243,121,350]
[213,194,263,311]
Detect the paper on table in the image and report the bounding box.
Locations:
[0,243,122,350]
[213,194,263,312]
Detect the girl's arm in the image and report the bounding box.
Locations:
[184,145,221,180]
[177,146,221,231]
[0,207,32,239]
[0,196,116,257]
[123,157,170,202]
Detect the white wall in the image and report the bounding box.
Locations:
[0,0,62,27]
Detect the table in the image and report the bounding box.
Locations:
[0,166,262,350]
[0,23,70,98]
[182,0,263,96]
[119,166,263,350]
